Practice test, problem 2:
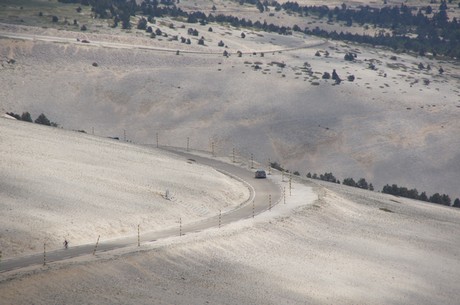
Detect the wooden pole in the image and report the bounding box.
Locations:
[232,148,235,163]
[156,132,159,148]
[219,210,221,228]
[289,173,292,196]
[252,200,255,218]
[284,187,286,204]
[269,194,272,211]
[268,158,271,175]
[251,153,254,169]
[179,218,182,236]
[138,224,140,247]
[93,235,100,255]
[43,243,46,266]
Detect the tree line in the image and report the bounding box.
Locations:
[6,112,57,127]
[62,0,459,58]
[271,162,459,208]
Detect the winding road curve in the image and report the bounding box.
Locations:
[0,148,281,273]
[0,30,326,55]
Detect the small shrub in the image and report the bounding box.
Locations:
[344,52,356,61]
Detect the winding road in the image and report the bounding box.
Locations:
[0,29,326,55]
[0,148,281,273]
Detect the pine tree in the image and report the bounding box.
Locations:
[21,112,33,122]
[35,113,51,126]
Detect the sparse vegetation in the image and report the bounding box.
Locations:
[382,183,458,207]
[7,111,57,127]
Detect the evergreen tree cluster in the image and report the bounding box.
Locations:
[6,112,58,127]
[56,0,459,58]
[342,177,374,190]
[382,184,459,207]
[237,0,460,58]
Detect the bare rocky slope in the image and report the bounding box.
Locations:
[1,24,459,201]
[0,99,459,305]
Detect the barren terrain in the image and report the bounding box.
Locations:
[1,117,459,304]
[1,15,459,199]
[1,0,460,304]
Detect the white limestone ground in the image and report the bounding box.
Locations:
[0,117,249,258]
[0,1,460,303]
[1,10,459,201]
[0,117,459,305]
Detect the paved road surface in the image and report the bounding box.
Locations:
[0,148,281,273]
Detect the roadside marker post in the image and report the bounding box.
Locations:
[268,158,271,175]
[93,235,100,256]
[232,148,235,163]
[212,142,215,157]
[179,218,182,236]
[269,194,272,211]
[289,173,292,196]
[156,132,159,148]
[219,210,222,228]
[251,153,254,169]
[252,200,255,218]
[284,187,286,204]
[186,137,190,152]
[43,243,46,266]
[138,224,140,247]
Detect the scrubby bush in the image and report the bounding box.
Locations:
[344,52,356,61]
[270,162,285,172]
[137,17,147,30]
